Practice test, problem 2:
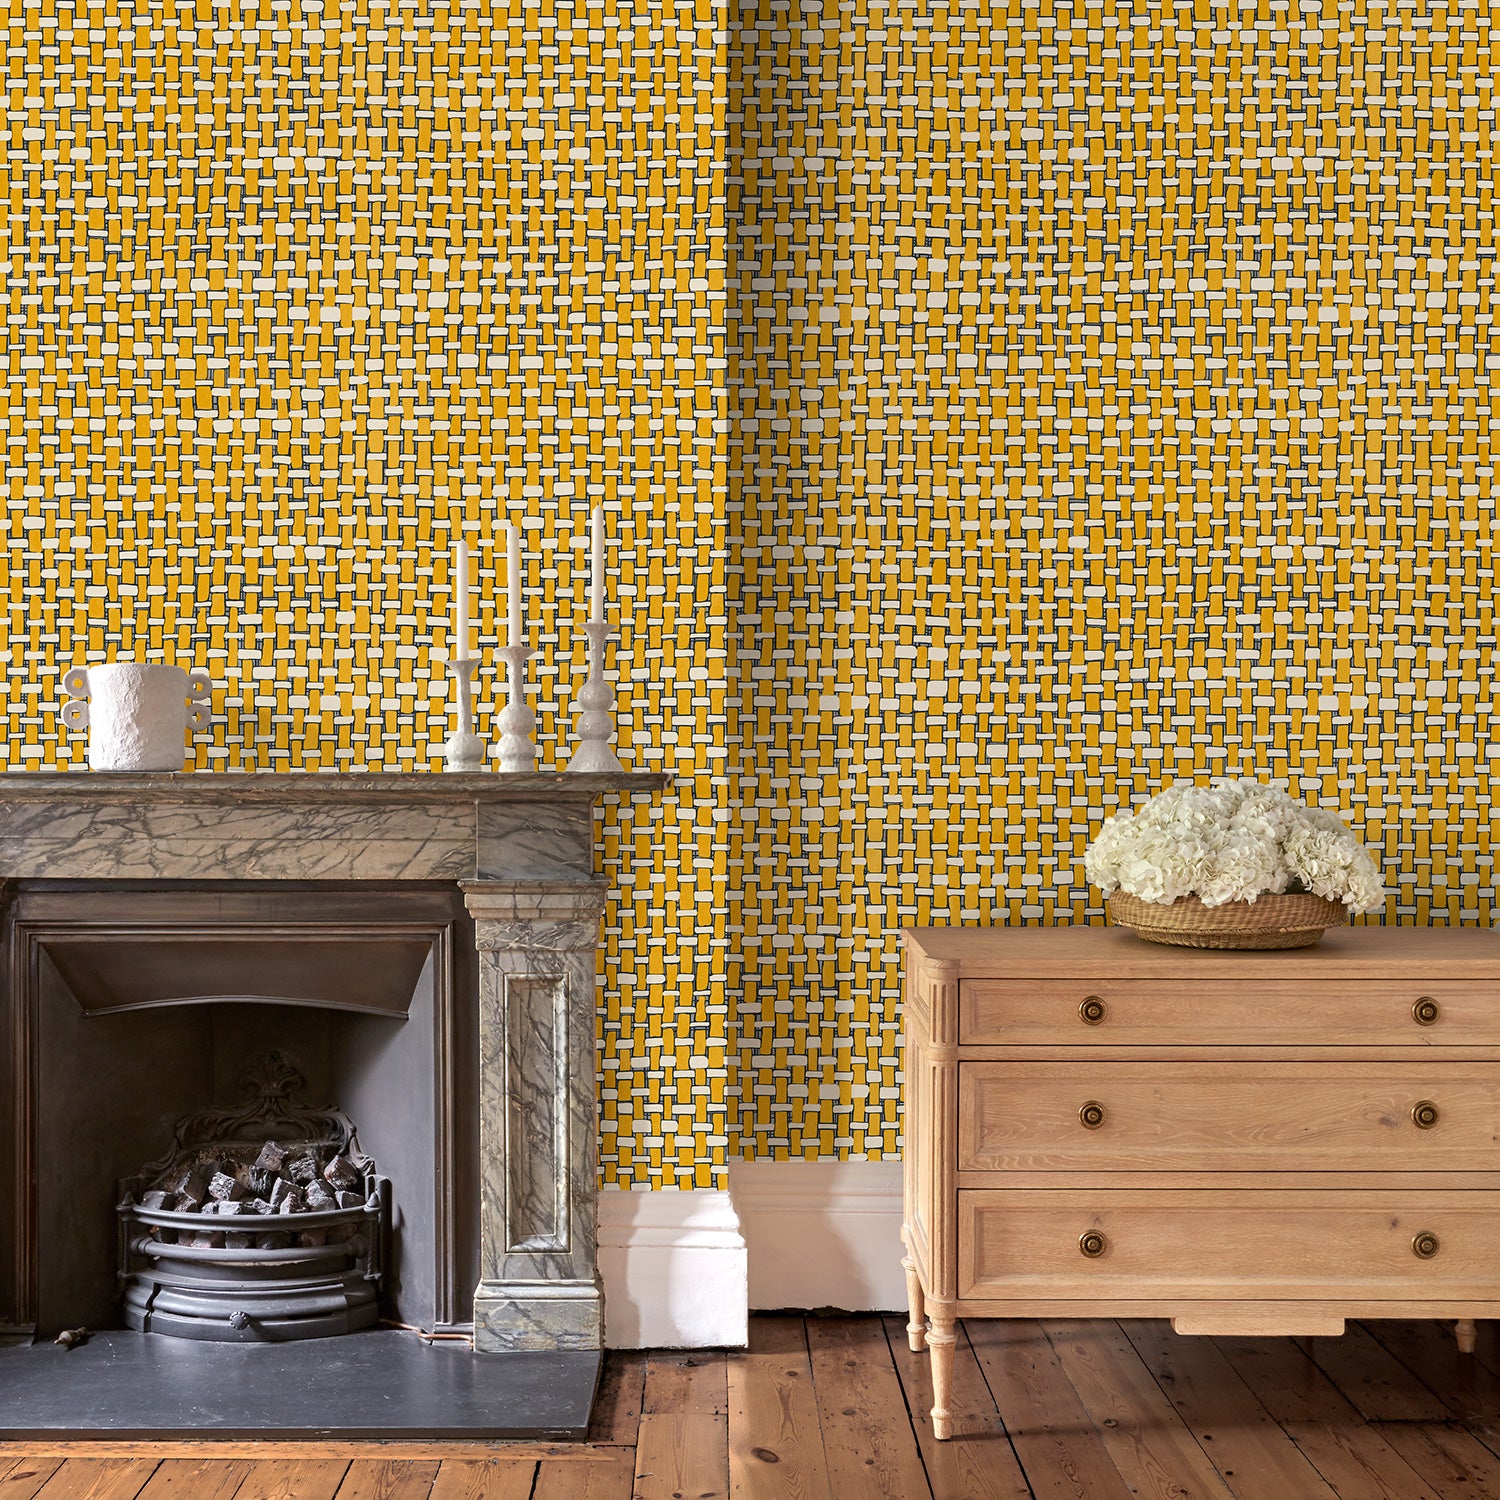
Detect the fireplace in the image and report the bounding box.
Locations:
[0,770,664,1438]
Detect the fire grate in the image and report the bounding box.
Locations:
[117,1052,388,1343]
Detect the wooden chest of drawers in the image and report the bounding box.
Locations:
[901,925,1500,1439]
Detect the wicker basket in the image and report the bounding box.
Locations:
[1108,890,1349,950]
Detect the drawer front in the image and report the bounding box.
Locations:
[960,978,1500,1047]
[959,1190,1500,1301]
[959,1062,1500,1172]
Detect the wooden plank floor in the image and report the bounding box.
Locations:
[3,1315,1499,1498]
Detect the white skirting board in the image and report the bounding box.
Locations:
[597,1159,905,1348]
[597,1186,748,1350]
[730,1159,907,1315]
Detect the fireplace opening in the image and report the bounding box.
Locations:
[119,1050,389,1342]
[8,882,478,1344]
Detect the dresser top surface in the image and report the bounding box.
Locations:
[903,924,1500,978]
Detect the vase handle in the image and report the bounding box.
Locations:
[60,666,89,731]
[186,669,215,731]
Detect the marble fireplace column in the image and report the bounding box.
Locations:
[463,879,609,1351]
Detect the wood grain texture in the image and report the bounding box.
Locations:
[905,1028,938,1307]
[960,976,1500,1047]
[1298,1324,1455,1422]
[331,1460,441,1500]
[741,1317,809,1357]
[1365,1317,1500,1433]
[804,1318,929,1500]
[1117,1320,1339,1500]
[1170,1309,1347,1337]
[949,1297,1500,1320]
[959,1062,1500,1172]
[906,923,1500,979]
[0,1446,591,1464]
[588,1350,647,1444]
[880,1317,1030,1500]
[965,1320,1135,1500]
[132,1461,252,1500]
[906,927,1500,1398]
[727,1316,831,1500]
[959,1189,1500,1303]
[533,1451,635,1500]
[230,1460,353,1500]
[1458,1316,1500,1380]
[0,1461,61,1500]
[632,1415,728,1500]
[4,1316,1500,1500]
[1351,1420,1500,1500]
[1295,1325,1500,1493]
[1041,1319,1237,1500]
[427,1458,537,1500]
[1214,1334,1443,1500]
[28,1461,159,1500]
[642,1352,728,1416]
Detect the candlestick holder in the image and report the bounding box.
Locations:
[566,620,625,774]
[495,643,538,773]
[440,657,487,772]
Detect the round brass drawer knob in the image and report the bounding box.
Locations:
[1079,996,1107,1026]
[1413,996,1441,1026]
[1413,1231,1441,1259]
[1412,1100,1440,1130]
[1079,1101,1107,1130]
[1079,1230,1108,1258]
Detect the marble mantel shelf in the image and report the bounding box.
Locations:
[0,770,670,884]
[0,771,670,804]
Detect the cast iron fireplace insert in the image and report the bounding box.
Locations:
[11,882,479,1341]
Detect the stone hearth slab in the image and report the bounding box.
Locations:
[0,1331,600,1439]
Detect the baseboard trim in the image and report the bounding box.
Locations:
[597,1188,747,1349]
[597,1161,906,1348]
[729,1159,906,1314]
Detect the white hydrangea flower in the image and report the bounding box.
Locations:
[1283,825,1387,914]
[1084,777,1387,911]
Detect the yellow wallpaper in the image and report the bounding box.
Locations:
[3,0,1495,1187]
[726,0,1498,1166]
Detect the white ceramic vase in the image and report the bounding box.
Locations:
[60,662,215,771]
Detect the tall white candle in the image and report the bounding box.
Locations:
[454,539,472,658]
[507,522,522,644]
[590,505,605,621]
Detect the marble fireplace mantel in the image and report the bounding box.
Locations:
[0,771,665,884]
[0,770,668,1357]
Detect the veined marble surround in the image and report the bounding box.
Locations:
[0,771,665,1353]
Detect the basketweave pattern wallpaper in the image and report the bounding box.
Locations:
[2,0,1495,1188]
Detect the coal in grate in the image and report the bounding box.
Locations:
[118,1051,388,1342]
